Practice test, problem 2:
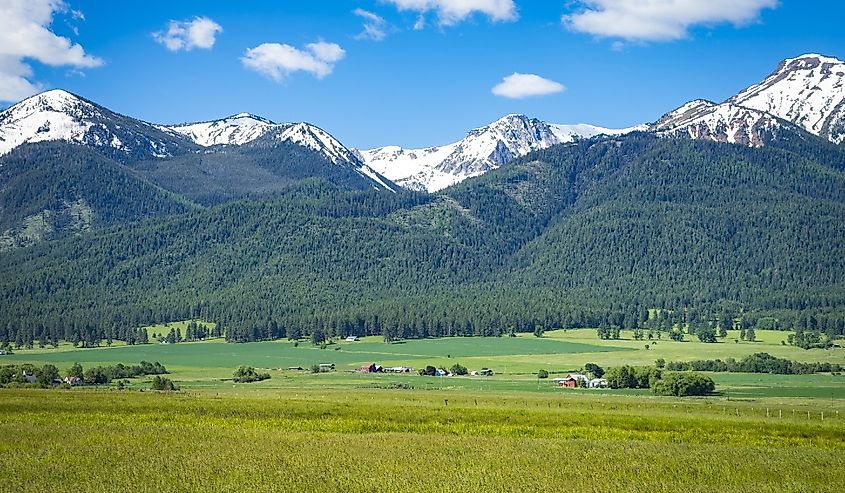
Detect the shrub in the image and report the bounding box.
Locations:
[651,372,715,397]
[537,369,549,379]
[233,366,271,383]
[449,364,468,376]
[151,376,178,391]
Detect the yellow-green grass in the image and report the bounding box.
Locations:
[1,388,844,492]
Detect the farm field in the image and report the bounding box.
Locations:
[4,328,845,491]
[1,388,844,493]
[3,328,843,395]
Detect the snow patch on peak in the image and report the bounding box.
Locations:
[550,123,648,143]
[276,123,359,166]
[164,113,277,147]
[360,115,642,192]
[655,101,785,147]
[0,89,192,160]
[780,53,844,69]
[729,54,845,144]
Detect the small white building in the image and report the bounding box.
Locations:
[344,336,359,342]
[589,378,608,389]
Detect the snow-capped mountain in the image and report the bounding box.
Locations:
[163,113,276,147]
[653,54,845,147]
[653,99,788,147]
[358,114,644,192]
[163,114,393,189]
[0,89,195,162]
[729,54,845,144]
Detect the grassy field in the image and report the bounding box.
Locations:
[3,328,843,396]
[1,388,844,492]
[4,328,845,491]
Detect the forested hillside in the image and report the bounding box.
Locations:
[0,142,196,248]
[2,135,844,347]
[129,138,392,206]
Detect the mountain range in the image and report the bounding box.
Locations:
[1,53,844,345]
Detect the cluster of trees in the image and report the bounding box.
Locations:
[651,373,716,397]
[232,366,270,383]
[604,364,715,396]
[788,328,838,349]
[155,322,218,344]
[71,361,168,385]
[605,365,663,389]
[0,364,59,387]
[0,360,167,387]
[665,353,843,375]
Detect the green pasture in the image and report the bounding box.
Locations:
[1,388,844,492]
[3,327,844,399]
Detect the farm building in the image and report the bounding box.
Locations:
[359,363,383,373]
[318,364,335,371]
[589,378,609,389]
[554,374,608,389]
[384,366,413,373]
[344,336,359,342]
[471,369,494,376]
[555,373,589,388]
[63,376,82,386]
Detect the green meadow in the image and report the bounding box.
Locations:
[4,327,845,491]
[3,328,843,398]
[1,388,844,493]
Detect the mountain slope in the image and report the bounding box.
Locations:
[0,142,196,249]
[0,90,197,162]
[653,100,794,147]
[164,114,394,192]
[500,136,845,308]
[654,54,845,148]
[3,135,845,343]
[359,114,643,192]
[729,54,845,144]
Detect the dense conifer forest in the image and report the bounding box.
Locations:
[1,135,844,347]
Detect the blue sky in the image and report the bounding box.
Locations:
[2,1,843,149]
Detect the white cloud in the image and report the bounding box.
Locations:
[153,17,223,52]
[563,0,778,42]
[241,41,346,81]
[381,0,517,26]
[354,8,388,41]
[0,0,102,102]
[492,73,565,99]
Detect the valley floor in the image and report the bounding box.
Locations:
[3,328,844,398]
[1,388,844,492]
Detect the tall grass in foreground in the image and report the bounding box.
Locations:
[1,389,844,492]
